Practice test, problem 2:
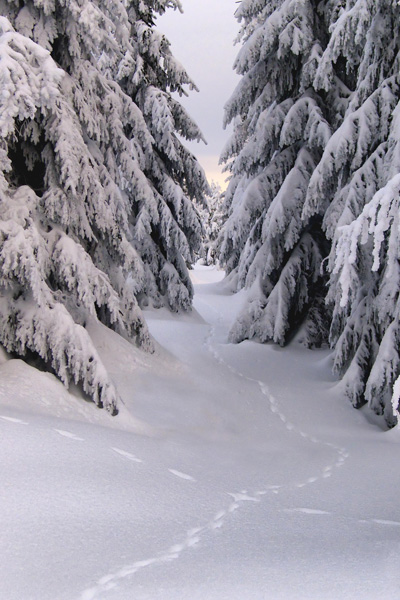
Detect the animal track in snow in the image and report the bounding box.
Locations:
[210,510,226,530]
[80,299,352,599]
[111,447,143,463]
[228,491,260,503]
[168,469,196,482]
[0,415,29,425]
[54,429,84,441]
[80,484,272,600]
[80,520,204,599]
[199,297,351,500]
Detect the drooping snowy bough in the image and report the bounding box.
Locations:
[219,0,332,347]
[0,1,208,413]
[303,0,400,426]
[220,0,400,426]
[119,1,209,310]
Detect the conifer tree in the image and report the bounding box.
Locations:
[222,0,400,425]
[0,0,207,412]
[303,0,400,426]
[219,0,400,426]
[119,0,209,310]
[195,181,225,265]
[219,0,332,347]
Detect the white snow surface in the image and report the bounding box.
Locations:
[1,264,399,600]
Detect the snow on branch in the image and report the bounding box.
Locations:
[332,173,400,308]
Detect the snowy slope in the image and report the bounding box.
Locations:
[0,265,399,600]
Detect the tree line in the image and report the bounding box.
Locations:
[1,0,399,427]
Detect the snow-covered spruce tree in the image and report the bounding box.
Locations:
[219,0,332,347]
[0,14,150,414]
[0,1,206,412]
[119,1,209,310]
[303,0,400,426]
[195,181,225,265]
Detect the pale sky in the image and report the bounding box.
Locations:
[157,1,240,189]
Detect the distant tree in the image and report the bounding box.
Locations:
[303,0,400,426]
[219,0,332,347]
[195,181,225,265]
[0,0,207,412]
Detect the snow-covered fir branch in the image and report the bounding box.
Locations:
[0,1,208,413]
[219,0,400,426]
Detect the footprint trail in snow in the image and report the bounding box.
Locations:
[199,298,350,497]
[78,296,351,600]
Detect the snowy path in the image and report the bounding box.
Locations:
[0,265,399,600]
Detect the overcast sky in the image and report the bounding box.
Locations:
[157,1,240,189]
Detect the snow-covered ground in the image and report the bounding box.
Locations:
[1,264,399,600]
